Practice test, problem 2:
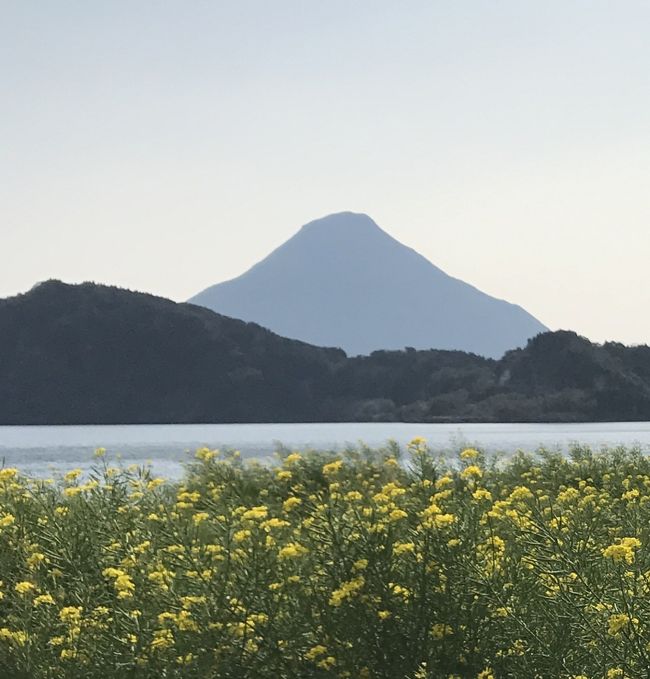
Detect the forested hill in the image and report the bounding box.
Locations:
[0,281,345,424]
[2,281,650,424]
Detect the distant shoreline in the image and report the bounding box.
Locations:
[3,282,650,425]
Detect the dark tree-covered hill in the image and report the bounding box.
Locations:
[0,281,345,424]
[2,281,650,424]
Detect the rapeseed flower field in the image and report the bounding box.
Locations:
[1,440,650,678]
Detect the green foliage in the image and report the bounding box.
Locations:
[2,443,650,677]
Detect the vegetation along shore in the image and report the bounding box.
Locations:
[1,441,650,677]
[3,280,650,425]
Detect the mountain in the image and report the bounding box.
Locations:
[0,280,344,424]
[190,212,548,358]
[2,281,650,424]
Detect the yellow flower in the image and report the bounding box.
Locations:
[305,644,327,660]
[509,485,534,502]
[192,512,209,525]
[34,593,56,606]
[195,447,216,462]
[460,465,482,480]
[283,497,302,512]
[388,509,408,522]
[180,595,206,609]
[0,513,15,528]
[422,502,442,518]
[102,568,135,598]
[329,576,365,606]
[177,490,201,504]
[26,552,46,569]
[234,529,251,543]
[60,648,79,660]
[460,448,479,460]
[151,628,174,651]
[261,518,290,531]
[317,656,336,670]
[148,570,171,590]
[390,583,410,599]
[0,468,18,482]
[322,460,343,476]
[607,613,638,637]
[242,505,268,521]
[63,487,83,498]
[278,542,309,560]
[175,610,199,632]
[284,453,302,465]
[434,513,455,527]
[0,628,28,646]
[134,540,150,554]
[603,537,641,564]
[59,606,83,624]
[63,469,82,483]
[394,542,415,556]
[276,470,292,481]
[378,610,391,620]
[15,581,37,595]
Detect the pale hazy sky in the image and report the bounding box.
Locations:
[2,1,649,345]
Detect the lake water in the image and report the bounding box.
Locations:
[2,422,650,480]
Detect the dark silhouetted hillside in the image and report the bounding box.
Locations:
[0,281,345,424]
[190,212,548,359]
[2,282,650,424]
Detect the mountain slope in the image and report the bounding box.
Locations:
[190,212,548,358]
[0,280,345,424]
[2,282,650,424]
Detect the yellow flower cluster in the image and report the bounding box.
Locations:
[0,445,649,678]
[329,576,365,607]
[102,568,135,599]
[603,537,642,564]
[607,613,638,637]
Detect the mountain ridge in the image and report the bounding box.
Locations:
[2,280,650,424]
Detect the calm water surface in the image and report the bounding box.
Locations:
[2,422,650,479]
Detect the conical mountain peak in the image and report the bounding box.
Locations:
[298,211,384,235]
[190,214,547,358]
[289,212,398,252]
